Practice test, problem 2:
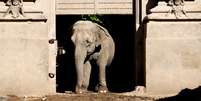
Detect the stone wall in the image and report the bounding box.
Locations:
[0,0,56,96]
[56,0,133,14]
[145,1,201,96]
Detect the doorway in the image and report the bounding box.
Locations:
[56,15,136,93]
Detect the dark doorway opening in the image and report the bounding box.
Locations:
[56,15,136,93]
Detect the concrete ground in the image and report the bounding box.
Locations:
[0,93,155,101]
[2,87,201,101]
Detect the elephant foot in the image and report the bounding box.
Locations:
[97,85,108,93]
[75,86,88,94]
[75,86,83,94]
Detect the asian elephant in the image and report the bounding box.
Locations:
[71,20,115,94]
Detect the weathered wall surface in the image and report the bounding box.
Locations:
[56,0,133,14]
[146,21,201,95]
[0,0,56,96]
[145,0,201,95]
[0,22,49,96]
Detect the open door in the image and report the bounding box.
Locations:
[56,15,136,93]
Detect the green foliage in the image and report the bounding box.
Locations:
[81,15,103,25]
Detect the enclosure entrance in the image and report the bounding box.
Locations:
[56,15,136,93]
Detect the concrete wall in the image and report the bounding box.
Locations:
[146,21,201,95]
[56,0,133,14]
[0,0,56,96]
[145,1,201,96]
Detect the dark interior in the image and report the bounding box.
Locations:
[56,15,136,93]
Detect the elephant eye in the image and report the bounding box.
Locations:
[86,40,91,43]
[85,40,92,47]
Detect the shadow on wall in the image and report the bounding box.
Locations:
[135,22,146,87]
[157,86,201,101]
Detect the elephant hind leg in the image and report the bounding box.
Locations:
[96,55,108,93]
[97,63,108,93]
[82,61,92,90]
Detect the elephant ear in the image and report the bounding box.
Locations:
[69,22,77,43]
[94,23,112,39]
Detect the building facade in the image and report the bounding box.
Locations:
[0,0,200,96]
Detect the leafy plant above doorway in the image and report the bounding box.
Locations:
[81,15,103,25]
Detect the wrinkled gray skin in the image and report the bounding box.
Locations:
[71,20,115,94]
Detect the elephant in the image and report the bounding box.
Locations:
[70,20,115,94]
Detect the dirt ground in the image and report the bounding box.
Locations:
[1,93,154,101]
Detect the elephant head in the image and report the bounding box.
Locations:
[70,20,115,94]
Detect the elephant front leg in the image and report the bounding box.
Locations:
[82,61,92,91]
[74,45,87,94]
